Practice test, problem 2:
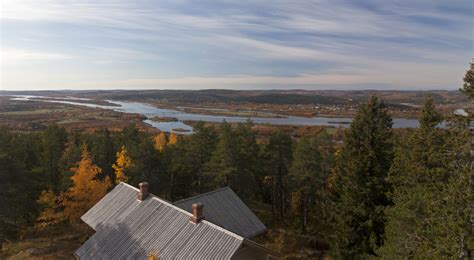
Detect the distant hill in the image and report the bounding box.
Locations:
[0,89,467,105]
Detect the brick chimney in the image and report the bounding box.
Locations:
[137,182,149,201]
[190,203,204,223]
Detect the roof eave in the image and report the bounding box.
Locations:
[242,238,281,257]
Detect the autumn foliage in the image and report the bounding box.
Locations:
[168,133,178,146]
[154,132,167,151]
[61,146,111,222]
[112,146,131,184]
[154,132,178,152]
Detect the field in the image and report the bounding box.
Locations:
[0,224,92,259]
[0,96,156,132]
[1,89,469,120]
[2,89,468,138]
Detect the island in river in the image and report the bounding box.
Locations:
[2,94,430,134]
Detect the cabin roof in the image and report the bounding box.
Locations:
[174,187,266,238]
[76,183,274,259]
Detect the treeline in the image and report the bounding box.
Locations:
[1,65,473,257]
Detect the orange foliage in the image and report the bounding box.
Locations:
[112,145,131,184]
[154,132,167,151]
[62,145,111,222]
[168,133,178,146]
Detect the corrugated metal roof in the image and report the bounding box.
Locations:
[76,183,244,259]
[173,187,267,238]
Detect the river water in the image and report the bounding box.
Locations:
[7,95,422,134]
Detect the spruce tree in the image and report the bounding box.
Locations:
[380,96,472,257]
[460,62,474,99]
[331,96,393,257]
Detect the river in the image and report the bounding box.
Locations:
[7,95,422,134]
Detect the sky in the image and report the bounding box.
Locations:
[0,0,472,91]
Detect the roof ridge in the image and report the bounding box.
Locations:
[173,186,232,204]
[121,182,198,218]
[119,182,244,240]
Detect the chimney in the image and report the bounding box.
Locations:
[137,182,149,201]
[190,203,204,223]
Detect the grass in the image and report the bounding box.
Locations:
[0,108,75,116]
[248,200,330,259]
[1,223,92,260]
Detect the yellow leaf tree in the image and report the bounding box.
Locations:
[112,146,131,184]
[168,133,178,146]
[62,145,111,222]
[154,132,167,151]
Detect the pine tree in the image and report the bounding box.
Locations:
[42,124,67,191]
[58,131,82,191]
[186,122,216,194]
[0,128,44,244]
[62,145,111,222]
[264,130,293,220]
[0,129,27,242]
[205,122,239,188]
[91,128,116,182]
[290,134,335,234]
[234,121,260,199]
[112,146,132,184]
[289,136,329,233]
[331,96,393,257]
[165,137,198,200]
[130,137,161,192]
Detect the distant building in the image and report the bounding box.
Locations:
[75,182,279,259]
[454,108,469,117]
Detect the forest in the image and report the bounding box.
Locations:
[0,68,473,258]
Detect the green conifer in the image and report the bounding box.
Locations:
[331,96,393,257]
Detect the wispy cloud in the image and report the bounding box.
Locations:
[2,48,73,61]
[1,0,472,90]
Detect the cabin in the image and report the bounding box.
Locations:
[75,182,279,259]
[174,186,267,238]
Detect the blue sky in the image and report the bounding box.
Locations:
[1,0,472,90]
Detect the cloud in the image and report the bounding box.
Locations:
[45,62,462,90]
[1,48,73,61]
[1,0,472,90]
